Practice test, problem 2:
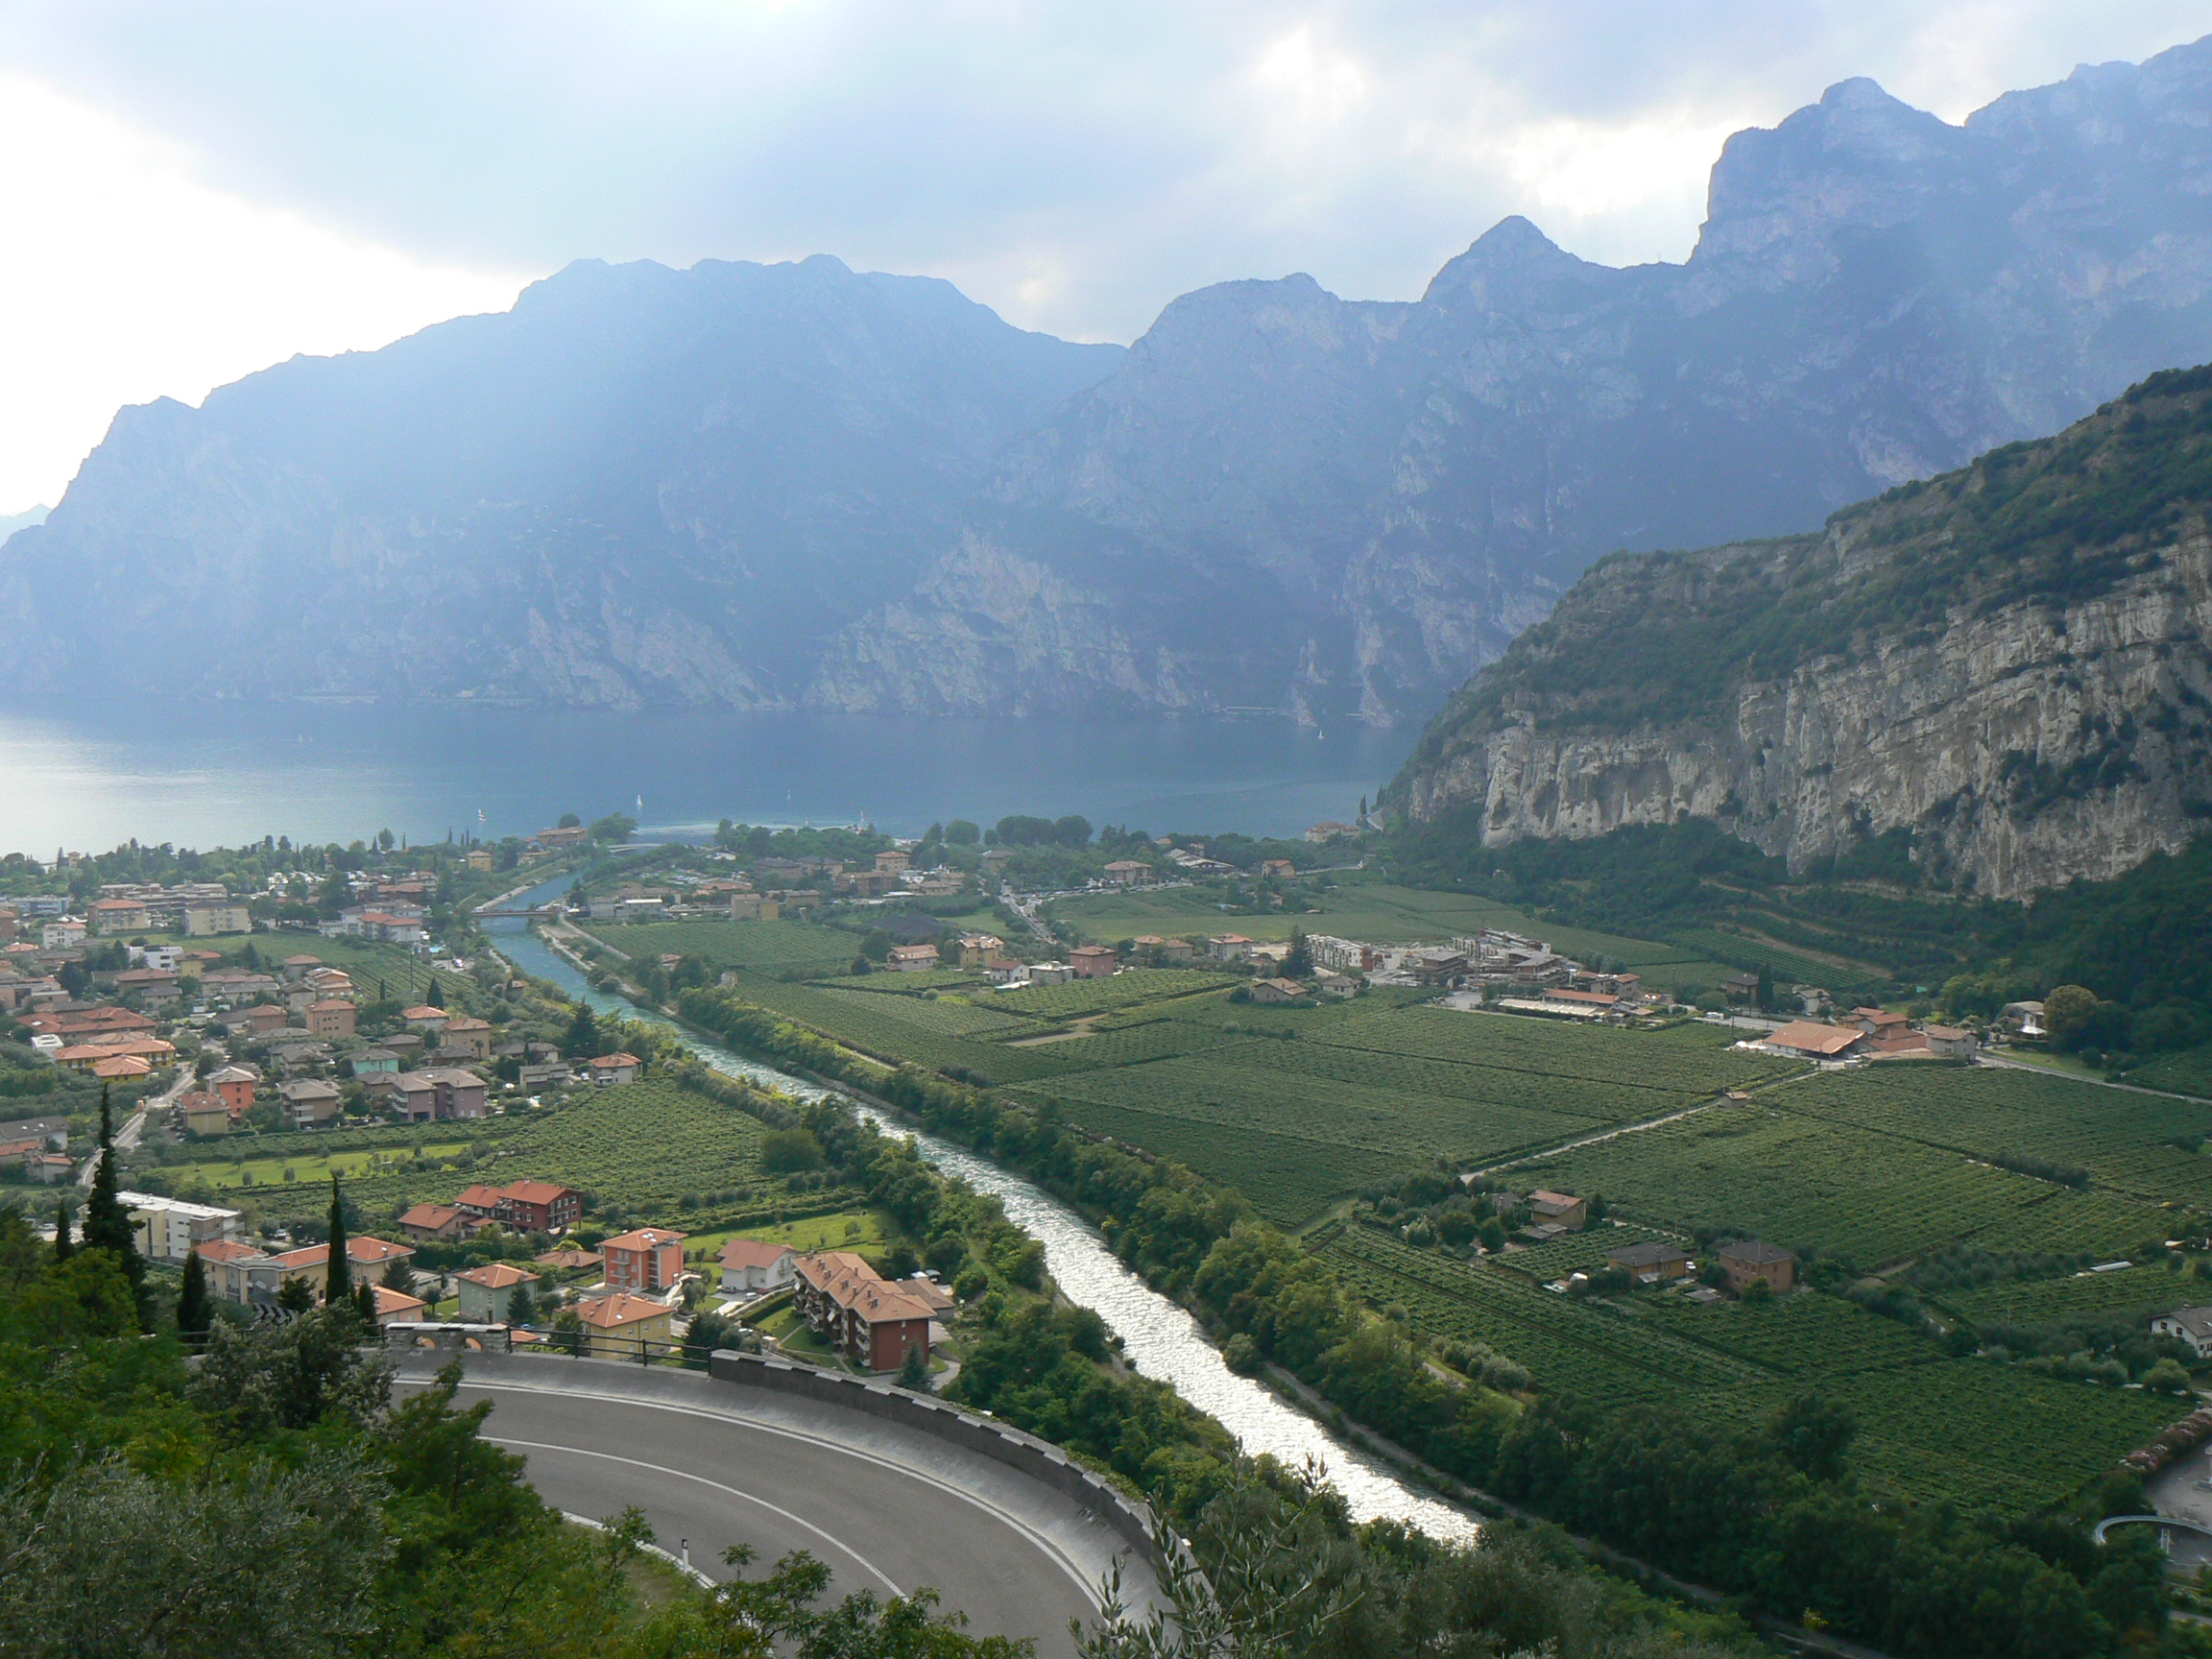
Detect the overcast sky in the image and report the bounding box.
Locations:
[1,1,2208,514]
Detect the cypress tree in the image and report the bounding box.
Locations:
[425,975,444,1009]
[324,1173,352,1308]
[1755,963,1774,1012]
[177,1248,211,1341]
[52,1199,72,1263]
[81,1086,146,1323]
[353,1280,378,1332]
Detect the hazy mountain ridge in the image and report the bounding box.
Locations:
[1383,366,2212,900]
[8,38,2212,719]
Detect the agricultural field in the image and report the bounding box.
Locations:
[1774,1065,2212,1208]
[1506,1100,2162,1265]
[987,968,1222,1019]
[2130,1046,2212,1100]
[1048,878,1734,992]
[581,918,858,977]
[1323,1226,2174,1514]
[1936,1265,2200,1328]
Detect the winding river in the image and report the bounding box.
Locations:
[483,882,1479,1543]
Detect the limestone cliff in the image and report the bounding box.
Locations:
[1388,370,2212,899]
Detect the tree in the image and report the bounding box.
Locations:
[81,1086,146,1327]
[52,1199,72,1264]
[177,1247,211,1340]
[860,929,892,963]
[561,1000,601,1060]
[2043,982,2102,1050]
[353,1280,378,1330]
[424,975,445,1009]
[381,1256,416,1299]
[557,811,582,829]
[1754,963,1774,1012]
[589,813,637,844]
[1768,1391,1857,1481]
[1052,814,1093,848]
[1283,929,1312,979]
[325,1174,353,1309]
[945,819,980,846]
[897,1341,932,1393]
[277,1275,316,1314]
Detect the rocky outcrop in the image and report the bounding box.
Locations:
[1389,373,2212,899]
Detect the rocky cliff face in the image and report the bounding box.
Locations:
[1389,372,2212,899]
[10,39,2212,723]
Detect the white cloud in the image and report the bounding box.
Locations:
[0,72,521,511]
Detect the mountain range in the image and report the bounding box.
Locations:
[8,36,2212,726]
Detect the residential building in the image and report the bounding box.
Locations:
[1922,1024,1978,1059]
[1247,977,1309,1004]
[404,1006,449,1033]
[1258,857,1297,880]
[196,1237,287,1305]
[397,1203,472,1242]
[1527,1190,1589,1230]
[518,1061,572,1089]
[87,898,152,935]
[90,1054,153,1083]
[1130,935,1193,964]
[718,1238,798,1294]
[955,932,1004,969]
[1304,822,1358,843]
[180,1091,231,1137]
[602,1227,687,1292]
[454,1184,508,1222]
[1315,973,1360,998]
[1606,1241,1692,1282]
[2152,1307,2212,1359]
[24,1152,73,1183]
[455,1262,541,1323]
[589,1051,642,1086]
[792,1251,938,1371]
[495,1180,582,1233]
[533,825,590,849]
[351,1047,400,1078]
[440,1013,493,1066]
[729,893,782,921]
[1306,936,1376,974]
[1849,1007,1911,1039]
[180,902,252,937]
[118,1191,245,1262]
[270,1235,415,1298]
[1102,859,1154,886]
[0,1116,68,1152]
[886,943,940,973]
[276,1078,343,1128]
[1763,1022,1867,1061]
[40,918,85,949]
[420,1068,490,1118]
[576,1292,675,1357]
[208,1066,257,1114]
[115,967,182,1007]
[1070,945,1118,979]
[1208,934,1255,962]
[983,961,1030,987]
[2001,1000,2047,1038]
[383,1072,439,1121]
[874,850,912,874]
[1716,1240,1797,1294]
[373,1285,427,1326]
[306,999,358,1039]
[1025,962,1073,985]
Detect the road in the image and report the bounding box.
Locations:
[392,1356,1156,1657]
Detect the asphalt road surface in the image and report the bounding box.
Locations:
[396,1362,1139,1657]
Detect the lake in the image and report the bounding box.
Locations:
[0,702,1412,854]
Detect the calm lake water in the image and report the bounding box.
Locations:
[0,702,1411,854]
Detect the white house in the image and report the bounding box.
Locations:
[719,1238,799,1295]
[2152,1306,2212,1358]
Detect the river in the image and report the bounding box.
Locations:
[484,881,1479,1543]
